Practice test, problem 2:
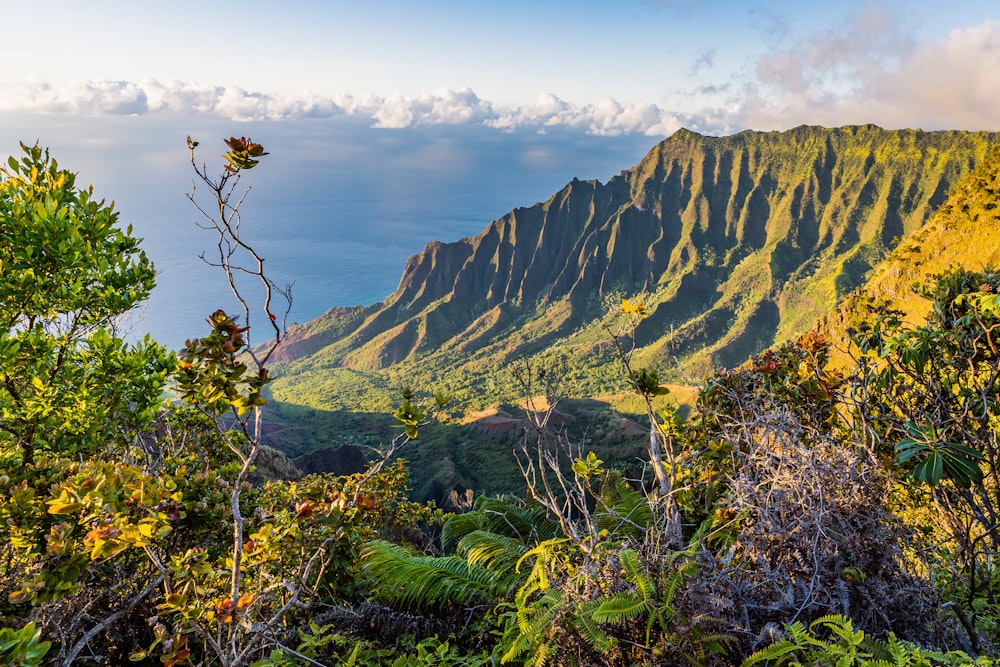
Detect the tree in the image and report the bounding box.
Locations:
[0,142,172,466]
[0,143,172,664]
[0,138,443,666]
[852,268,1000,647]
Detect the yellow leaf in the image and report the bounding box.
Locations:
[621,297,648,318]
[8,589,30,604]
[47,501,82,515]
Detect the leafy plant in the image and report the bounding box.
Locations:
[741,614,994,666]
[851,267,1000,641]
[0,622,50,667]
[0,142,171,466]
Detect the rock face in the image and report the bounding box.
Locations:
[275,125,1000,378]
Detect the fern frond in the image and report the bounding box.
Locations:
[810,614,864,648]
[590,592,651,625]
[344,642,361,667]
[619,548,655,601]
[661,554,697,612]
[515,536,570,591]
[361,540,505,611]
[739,639,801,666]
[597,472,654,539]
[515,589,563,633]
[440,511,483,553]
[574,602,616,654]
[458,529,530,585]
[862,632,897,664]
[885,633,907,666]
[443,495,559,553]
[475,496,561,542]
[782,620,810,648]
[501,589,566,665]
[528,640,556,667]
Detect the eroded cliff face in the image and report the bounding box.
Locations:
[276,125,1000,376]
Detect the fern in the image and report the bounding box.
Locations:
[361,540,507,612]
[737,615,987,667]
[515,537,571,598]
[457,529,530,588]
[811,613,864,647]
[741,632,807,666]
[596,472,654,540]
[343,642,361,667]
[442,495,560,553]
[590,591,651,624]
[528,640,556,667]
[620,548,655,601]
[439,511,483,553]
[500,589,567,665]
[782,620,811,648]
[574,600,616,654]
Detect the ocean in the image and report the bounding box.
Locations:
[0,113,659,349]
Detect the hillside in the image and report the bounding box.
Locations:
[268,125,999,418]
[826,142,1000,345]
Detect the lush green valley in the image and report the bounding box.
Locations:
[4,130,1000,666]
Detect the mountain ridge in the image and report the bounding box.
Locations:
[271,125,1000,408]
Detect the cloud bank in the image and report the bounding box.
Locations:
[2,18,998,135]
[739,16,1000,132]
[0,79,683,137]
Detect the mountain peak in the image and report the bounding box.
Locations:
[273,125,1000,401]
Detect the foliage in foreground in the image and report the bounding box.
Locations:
[741,615,995,667]
[2,140,1000,666]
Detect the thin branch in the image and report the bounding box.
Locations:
[61,574,165,667]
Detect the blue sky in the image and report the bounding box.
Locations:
[2,0,998,134]
[1,0,998,345]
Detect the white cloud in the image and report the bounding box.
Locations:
[487,92,681,136]
[0,79,148,115]
[141,79,225,113]
[5,12,1000,142]
[730,16,1000,132]
[0,78,681,135]
[368,88,493,128]
[870,20,1000,129]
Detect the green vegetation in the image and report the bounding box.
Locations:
[258,127,1000,507]
[268,125,1000,419]
[4,130,1000,666]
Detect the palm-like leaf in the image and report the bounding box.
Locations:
[457,529,531,592]
[361,540,508,612]
[597,473,653,540]
[442,495,560,553]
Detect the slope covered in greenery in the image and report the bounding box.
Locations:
[268,125,999,422]
[829,142,1000,338]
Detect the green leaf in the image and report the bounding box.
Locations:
[894,439,925,464]
[911,452,943,486]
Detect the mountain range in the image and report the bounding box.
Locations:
[269,125,1000,409]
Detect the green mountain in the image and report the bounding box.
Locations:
[270,125,999,414]
[828,140,1000,342]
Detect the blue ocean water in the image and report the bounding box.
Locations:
[0,114,659,349]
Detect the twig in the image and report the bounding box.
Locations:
[61,574,165,667]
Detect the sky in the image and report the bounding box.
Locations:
[1,0,998,346]
[1,0,998,134]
